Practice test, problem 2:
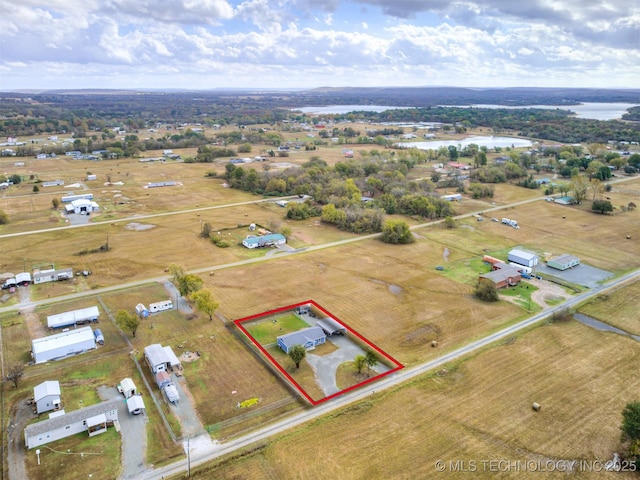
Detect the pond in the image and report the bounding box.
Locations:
[397,136,534,150]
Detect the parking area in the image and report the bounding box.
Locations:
[536,263,614,288]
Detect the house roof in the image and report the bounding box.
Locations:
[548,253,580,265]
[144,344,168,367]
[243,233,286,246]
[162,346,180,367]
[32,327,96,358]
[278,327,326,349]
[24,398,121,438]
[480,265,522,283]
[34,381,61,401]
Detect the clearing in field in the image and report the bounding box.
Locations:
[234,300,404,405]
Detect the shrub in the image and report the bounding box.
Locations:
[475,282,499,302]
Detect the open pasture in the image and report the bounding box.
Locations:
[579,280,640,335]
[207,237,522,367]
[197,318,640,480]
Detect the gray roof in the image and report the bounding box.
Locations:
[126,395,145,413]
[509,249,538,260]
[144,344,168,367]
[34,381,61,402]
[548,253,580,264]
[24,398,121,438]
[278,326,326,349]
[480,264,522,283]
[316,317,346,335]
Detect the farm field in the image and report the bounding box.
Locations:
[194,316,640,479]
[578,280,640,336]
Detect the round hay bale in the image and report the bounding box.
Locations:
[431,340,438,348]
[532,402,541,411]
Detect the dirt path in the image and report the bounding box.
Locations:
[8,397,33,480]
[18,286,46,339]
[528,278,570,309]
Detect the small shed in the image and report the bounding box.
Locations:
[135,303,149,318]
[507,249,539,268]
[118,378,137,398]
[34,381,62,414]
[126,395,145,415]
[547,254,580,271]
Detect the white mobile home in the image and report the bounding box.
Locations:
[149,300,173,313]
[34,381,62,414]
[24,398,120,449]
[31,327,96,364]
[33,268,73,284]
[47,306,100,329]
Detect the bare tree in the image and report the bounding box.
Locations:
[7,363,25,388]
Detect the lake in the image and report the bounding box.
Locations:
[398,136,534,150]
[293,102,639,120]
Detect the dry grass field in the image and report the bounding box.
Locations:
[193,318,640,480]
[578,280,640,335]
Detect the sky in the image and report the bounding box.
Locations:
[0,0,639,91]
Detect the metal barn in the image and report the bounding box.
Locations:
[32,327,97,364]
[507,249,539,268]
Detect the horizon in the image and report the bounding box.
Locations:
[1,1,638,91]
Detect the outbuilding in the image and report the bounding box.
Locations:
[507,249,539,269]
[547,254,581,271]
[144,344,181,374]
[31,327,97,364]
[118,378,137,398]
[277,327,326,354]
[126,395,145,415]
[316,317,347,336]
[47,306,100,329]
[34,381,62,414]
[135,303,149,318]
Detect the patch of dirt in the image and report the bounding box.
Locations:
[402,324,442,347]
[180,351,201,363]
[125,222,156,231]
[528,278,570,309]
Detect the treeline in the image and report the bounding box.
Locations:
[224,150,455,234]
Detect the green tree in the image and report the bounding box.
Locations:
[201,222,212,239]
[169,263,185,284]
[381,220,414,244]
[52,198,60,209]
[475,281,499,302]
[592,199,613,214]
[178,274,203,297]
[354,355,367,374]
[32,185,39,193]
[190,289,219,321]
[365,351,378,377]
[116,310,140,338]
[0,209,9,225]
[570,174,590,204]
[621,402,640,467]
[288,345,306,368]
[443,216,456,229]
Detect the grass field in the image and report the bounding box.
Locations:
[192,317,640,480]
[578,280,640,335]
[246,314,309,345]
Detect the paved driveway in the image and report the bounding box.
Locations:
[98,386,149,480]
[306,335,392,396]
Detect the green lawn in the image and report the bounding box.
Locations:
[246,314,309,345]
[499,282,541,312]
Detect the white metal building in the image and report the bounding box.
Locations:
[507,248,539,269]
[34,381,62,414]
[31,327,97,364]
[47,306,100,329]
[64,198,99,214]
[144,344,181,374]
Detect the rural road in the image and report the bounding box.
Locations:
[134,268,640,480]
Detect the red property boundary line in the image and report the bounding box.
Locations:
[233,299,404,406]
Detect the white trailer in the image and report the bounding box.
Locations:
[149,300,173,313]
[47,306,100,329]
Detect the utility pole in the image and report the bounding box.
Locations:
[187,437,191,478]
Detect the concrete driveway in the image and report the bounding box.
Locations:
[306,335,392,396]
[98,386,149,480]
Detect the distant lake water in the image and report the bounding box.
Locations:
[398,136,534,150]
[293,102,638,120]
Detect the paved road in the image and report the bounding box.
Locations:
[134,268,640,480]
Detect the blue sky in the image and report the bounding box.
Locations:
[0,0,638,91]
